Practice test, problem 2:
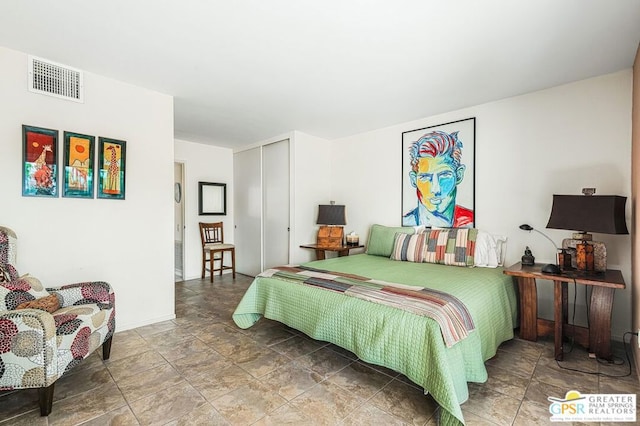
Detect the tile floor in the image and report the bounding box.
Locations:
[1,273,638,425]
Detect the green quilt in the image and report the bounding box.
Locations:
[233,254,517,425]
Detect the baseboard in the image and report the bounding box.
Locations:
[115,313,176,333]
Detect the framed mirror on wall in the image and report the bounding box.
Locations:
[198,182,226,215]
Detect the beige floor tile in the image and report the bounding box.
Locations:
[0,408,47,426]
[117,363,185,403]
[48,381,127,426]
[170,349,232,379]
[164,402,229,426]
[105,331,150,362]
[106,349,168,382]
[342,402,414,425]
[483,363,530,400]
[485,348,539,379]
[369,379,438,425]
[233,346,291,378]
[531,364,598,393]
[513,400,552,426]
[128,382,206,426]
[155,337,217,362]
[251,403,312,425]
[327,361,395,400]
[79,405,140,425]
[463,385,520,426]
[134,319,178,338]
[295,346,353,379]
[289,381,365,424]
[259,361,324,400]
[211,380,288,425]
[189,365,256,402]
[270,334,326,359]
[53,366,114,401]
[496,337,545,359]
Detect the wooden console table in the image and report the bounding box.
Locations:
[504,262,624,361]
[300,243,365,260]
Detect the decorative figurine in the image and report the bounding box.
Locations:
[522,246,535,266]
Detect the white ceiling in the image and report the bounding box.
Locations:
[1,1,639,149]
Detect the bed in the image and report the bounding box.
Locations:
[233,226,517,425]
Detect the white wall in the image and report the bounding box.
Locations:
[330,70,633,340]
[0,46,175,331]
[174,139,234,280]
[290,131,333,264]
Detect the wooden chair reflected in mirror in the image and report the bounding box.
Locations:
[199,222,236,282]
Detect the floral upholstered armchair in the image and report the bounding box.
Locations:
[0,226,115,416]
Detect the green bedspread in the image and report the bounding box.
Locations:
[233,254,517,425]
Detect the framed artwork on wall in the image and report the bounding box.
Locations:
[62,131,95,198]
[401,117,475,228]
[97,137,126,200]
[198,182,226,215]
[22,124,59,197]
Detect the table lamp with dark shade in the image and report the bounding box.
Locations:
[316,204,346,248]
[546,193,628,273]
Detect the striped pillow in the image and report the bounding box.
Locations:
[424,228,478,267]
[390,233,427,262]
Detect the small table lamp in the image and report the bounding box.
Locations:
[316,203,346,249]
[545,192,628,273]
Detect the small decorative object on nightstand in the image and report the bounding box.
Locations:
[521,246,535,266]
[316,202,346,249]
[518,224,561,274]
[346,231,359,246]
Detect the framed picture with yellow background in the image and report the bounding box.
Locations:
[63,131,95,198]
[97,137,126,200]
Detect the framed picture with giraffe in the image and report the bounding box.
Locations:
[63,131,95,199]
[97,137,126,200]
[22,124,59,197]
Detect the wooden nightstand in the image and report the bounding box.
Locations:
[504,262,624,361]
[299,244,365,260]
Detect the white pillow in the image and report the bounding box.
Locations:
[474,230,507,268]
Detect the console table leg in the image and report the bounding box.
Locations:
[589,286,615,360]
[518,277,538,341]
[554,280,564,361]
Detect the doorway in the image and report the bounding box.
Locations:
[174,162,185,282]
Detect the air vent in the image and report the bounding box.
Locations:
[28,56,84,103]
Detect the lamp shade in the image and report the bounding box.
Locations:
[317,205,346,225]
[546,195,628,235]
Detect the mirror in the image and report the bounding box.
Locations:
[198,182,226,215]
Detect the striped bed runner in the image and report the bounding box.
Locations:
[258,265,475,348]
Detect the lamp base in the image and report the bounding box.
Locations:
[317,226,344,249]
[562,238,606,272]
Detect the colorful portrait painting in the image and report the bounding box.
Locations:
[97,137,126,200]
[63,132,95,198]
[22,125,59,197]
[401,118,475,228]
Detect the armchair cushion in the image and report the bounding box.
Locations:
[16,295,60,313]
